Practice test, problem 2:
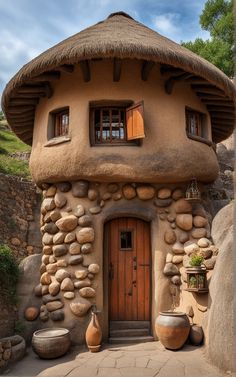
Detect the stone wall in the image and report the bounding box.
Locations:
[0,173,42,339]
[0,173,42,258]
[28,180,219,343]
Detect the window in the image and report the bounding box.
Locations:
[185,107,212,146]
[186,109,202,137]
[47,107,69,140]
[90,101,145,145]
[120,230,133,250]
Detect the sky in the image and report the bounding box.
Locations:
[0,0,210,97]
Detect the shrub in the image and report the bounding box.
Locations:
[0,244,19,304]
[189,254,204,267]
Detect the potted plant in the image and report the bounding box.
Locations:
[189,276,197,289]
[189,254,204,268]
[198,274,205,289]
[186,254,208,292]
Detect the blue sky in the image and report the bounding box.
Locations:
[0,0,209,96]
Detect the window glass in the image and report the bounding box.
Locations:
[120,231,133,250]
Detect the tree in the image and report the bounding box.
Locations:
[181,0,234,77]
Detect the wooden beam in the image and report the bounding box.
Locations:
[113,58,122,82]
[10,99,39,106]
[185,76,209,84]
[58,64,74,73]
[13,127,33,134]
[11,115,34,122]
[196,93,229,100]
[165,73,193,94]
[7,106,35,114]
[80,60,90,82]
[192,85,225,97]
[160,66,184,75]
[31,71,61,82]
[141,61,155,81]
[211,114,235,120]
[201,100,234,107]
[207,106,235,113]
[16,93,46,98]
[16,83,53,98]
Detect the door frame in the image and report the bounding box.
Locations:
[104,216,152,325]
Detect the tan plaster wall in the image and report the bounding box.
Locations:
[30,59,218,185]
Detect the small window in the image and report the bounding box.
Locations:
[48,107,69,140]
[120,230,133,250]
[90,101,145,146]
[186,109,202,137]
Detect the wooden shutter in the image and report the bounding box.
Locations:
[126,101,145,140]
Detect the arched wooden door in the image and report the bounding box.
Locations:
[106,217,151,321]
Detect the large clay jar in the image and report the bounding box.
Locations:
[155,311,190,350]
[32,328,71,359]
[85,311,102,352]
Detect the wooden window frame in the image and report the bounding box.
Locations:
[47,107,69,140]
[185,107,212,146]
[89,100,144,146]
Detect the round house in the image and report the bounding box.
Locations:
[2,12,235,344]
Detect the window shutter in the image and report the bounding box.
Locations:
[126,101,145,140]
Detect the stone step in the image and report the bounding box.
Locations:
[108,335,154,344]
[110,321,150,330]
[110,328,150,338]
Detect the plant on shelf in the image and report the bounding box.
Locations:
[189,254,204,267]
[198,274,205,289]
[189,276,197,288]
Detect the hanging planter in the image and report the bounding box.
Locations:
[185,178,201,202]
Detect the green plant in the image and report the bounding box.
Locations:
[0,244,19,304]
[189,276,197,288]
[14,320,26,335]
[189,254,204,267]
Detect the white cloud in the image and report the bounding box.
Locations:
[153,13,180,39]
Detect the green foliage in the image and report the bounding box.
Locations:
[189,254,204,266]
[0,130,31,178]
[0,244,19,304]
[14,320,26,335]
[181,0,234,77]
[189,276,197,287]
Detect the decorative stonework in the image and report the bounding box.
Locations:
[37,180,218,323]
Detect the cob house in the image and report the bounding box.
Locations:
[1,12,235,344]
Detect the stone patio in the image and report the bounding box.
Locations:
[2,341,234,377]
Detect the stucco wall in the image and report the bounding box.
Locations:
[30,59,218,185]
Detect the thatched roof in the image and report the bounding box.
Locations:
[2,11,235,144]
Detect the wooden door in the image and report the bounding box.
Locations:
[107,217,151,321]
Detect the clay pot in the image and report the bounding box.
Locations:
[189,324,204,345]
[155,311,190,350]
[32,328,70,359]
[85,311,102,352]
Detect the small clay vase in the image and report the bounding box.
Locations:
[189,324,204,346]
[85,310,102,352]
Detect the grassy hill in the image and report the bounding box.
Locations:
[0,122,31,179]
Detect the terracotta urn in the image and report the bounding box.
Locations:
[85,309,102,352]
[155,311,190,350]
[189,324,204,345]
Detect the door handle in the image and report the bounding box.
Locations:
[133,256,137,270]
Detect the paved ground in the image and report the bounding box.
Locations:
[2,341,234,377]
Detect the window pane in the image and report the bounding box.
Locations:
[120,231,132,249]
[95,109,100,142]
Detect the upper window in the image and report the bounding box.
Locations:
[185,108,212,146]
[90,101,145,146]
[48,107,69,140]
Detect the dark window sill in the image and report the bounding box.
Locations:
[44,136,71,147]
[187,133,212,146]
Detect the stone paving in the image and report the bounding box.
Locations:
[2,342,235,377]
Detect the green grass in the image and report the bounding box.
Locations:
[0,129,31,178]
